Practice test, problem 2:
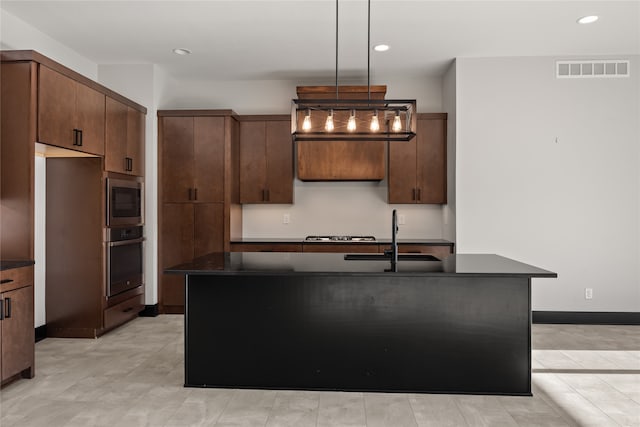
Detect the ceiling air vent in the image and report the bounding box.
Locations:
[556,60,630,78]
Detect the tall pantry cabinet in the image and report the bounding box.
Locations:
[158,111,242,313]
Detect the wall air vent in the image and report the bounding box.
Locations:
[556,60,630,78]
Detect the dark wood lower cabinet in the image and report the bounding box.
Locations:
[0,266,35,385]
[230,243,303,252]
[160,202,224,314]
[231,242,454,257]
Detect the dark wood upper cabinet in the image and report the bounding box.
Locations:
[38,65,105,156]
[161,116,195,203]
[127,108,145,176]
[1,61,36,261]
[194,117,225,203]
[239,116,293,204]
[105,97,145,176]
[388,113,447,204]
[161,115,225,203]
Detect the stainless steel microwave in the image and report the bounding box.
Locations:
[106,177,143,227]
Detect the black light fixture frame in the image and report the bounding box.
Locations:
[291,0,417,143]
[291,98,416,142]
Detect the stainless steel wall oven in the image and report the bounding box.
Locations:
[106,226,144,298]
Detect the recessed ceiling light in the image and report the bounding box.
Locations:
[172,48,192,55]
[373,44,390,52]
[577,15,598,24]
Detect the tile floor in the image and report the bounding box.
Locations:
[0,315,638,427]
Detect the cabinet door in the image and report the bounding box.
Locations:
[1,286,34,381]
[388,135,418,203]
[160,203,194,310]
[194,203,224,257]
[161,117,195,203]
[265,120,293,203]
[105,97,128,174]
[239,121,267,203]
[416,118,446,204]
[1,61,36,260]
[75,83,105,156]
[38,66,105,155]
[38,65,76,150]
[127,108,145,177]
[193,117,224,202]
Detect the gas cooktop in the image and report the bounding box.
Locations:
[304,236,376,242]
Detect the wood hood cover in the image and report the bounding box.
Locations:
[296,86,386,181]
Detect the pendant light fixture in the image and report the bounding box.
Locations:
[291,0,416,142]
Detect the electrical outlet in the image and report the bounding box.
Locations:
[283,213,290,224]
[398,214,406,225]
[585,288,593,300]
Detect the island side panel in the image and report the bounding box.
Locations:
[185,273,531,395]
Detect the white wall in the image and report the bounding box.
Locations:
[159,73,443,113]
[456,56,640,312]
[0,9,97,80]
[242,181,444,239]
[442,61,457,243]
[34,156,46,327]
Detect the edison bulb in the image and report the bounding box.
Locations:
[392,113,402,132]
[302,111,312,131]
[325,110,334,132]
[370,113,380,132]
[347,110,357,132]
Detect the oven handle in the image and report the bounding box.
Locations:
[108,237,146,247]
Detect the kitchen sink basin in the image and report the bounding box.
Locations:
[343,254,440,262]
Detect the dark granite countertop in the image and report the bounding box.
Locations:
[0,260,35,271]
[166,252,556,278]
[231,238,453,245]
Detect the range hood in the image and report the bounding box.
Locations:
[295,85,410,181]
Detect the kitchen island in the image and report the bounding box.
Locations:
[166,252,556,395]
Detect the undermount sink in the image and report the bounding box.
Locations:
[344,254,440,262]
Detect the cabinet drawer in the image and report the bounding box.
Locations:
[303,244,379,253]
[104,294,143,331]
[231,243,302,252]
[0,266,34,293]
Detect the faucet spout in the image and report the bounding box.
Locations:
[384,209,399,271]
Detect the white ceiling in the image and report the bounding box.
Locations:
[1,1,638,83]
